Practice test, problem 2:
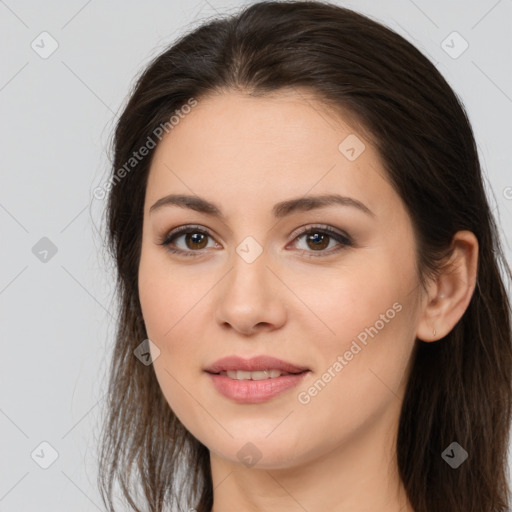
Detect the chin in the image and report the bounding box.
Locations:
[206,434,309,470]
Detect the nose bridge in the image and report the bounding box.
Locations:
[227,237,274,301]
[214,236,287,332]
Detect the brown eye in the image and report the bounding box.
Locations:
[159,225,217,257]
[291,225,353,257]
[304,232,330,251]
[159,224,353,258]
[183,232,209,250]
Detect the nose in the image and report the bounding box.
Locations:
[214,251,288,336]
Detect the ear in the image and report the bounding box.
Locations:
[416,230,479,342]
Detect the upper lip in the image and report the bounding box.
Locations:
[204,355,310,374]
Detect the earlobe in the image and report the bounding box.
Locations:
[416,230,479,342]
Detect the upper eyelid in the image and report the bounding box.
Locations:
[289,223,349,240]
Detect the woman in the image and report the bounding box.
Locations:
[97,1,512,511]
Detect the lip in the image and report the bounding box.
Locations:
[206,372,309,404]
[204,355,310,404]
[204,355,310,374]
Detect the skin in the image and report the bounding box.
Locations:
[138,88,478,512]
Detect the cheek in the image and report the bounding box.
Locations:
[138,258,209,432]
[291,253,417,412]
[287,257,410,348]
[138,247,216,374]
[138,247,202,341]
[293,304,414,449]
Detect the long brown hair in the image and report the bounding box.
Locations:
[97,1,512,511]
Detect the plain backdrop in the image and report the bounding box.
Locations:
[1,1,511,510]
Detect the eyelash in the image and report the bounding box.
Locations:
[158,224,354,259]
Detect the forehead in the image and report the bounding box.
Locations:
[145,89,391,219]
[153,88,368,157]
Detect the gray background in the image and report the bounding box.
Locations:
[1,0,511,510]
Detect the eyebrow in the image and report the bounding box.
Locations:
[149,193,375,218]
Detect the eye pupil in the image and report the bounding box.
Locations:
[307,232,329,250]
[187,232,208,249]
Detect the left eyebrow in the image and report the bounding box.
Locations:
[149,193,375,218]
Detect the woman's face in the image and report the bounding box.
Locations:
[138,89,425,469]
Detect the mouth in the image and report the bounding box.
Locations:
[204,355,311,403]
[208,369,308,380]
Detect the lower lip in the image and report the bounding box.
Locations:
[206,371,309,404]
